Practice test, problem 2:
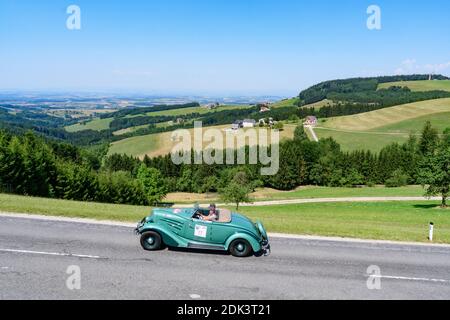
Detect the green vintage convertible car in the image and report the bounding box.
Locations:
[134,206,270,257]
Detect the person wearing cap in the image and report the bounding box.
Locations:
[199,204,218,221]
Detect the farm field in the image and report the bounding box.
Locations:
[1,193,448,243]
[164,185,425,203]
[378,80,450,92]
[108,124,297,158]
[302,99,335,110]
[372,112,450,134]
[313,98,450,151]
[139,104,251,117]
[65,104,251,133]
[65,117,113,132]
[318,98,450,131]
[270,97,299,108]
[314,127,411,152]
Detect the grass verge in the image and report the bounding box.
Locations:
[1,193,448,244]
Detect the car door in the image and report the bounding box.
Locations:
[209,221,234,245]
[184,218,213,243]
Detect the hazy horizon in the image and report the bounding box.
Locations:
[1,0,450,96]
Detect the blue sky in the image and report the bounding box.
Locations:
[0,0,449,96]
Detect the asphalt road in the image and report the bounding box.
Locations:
[1,215,450,300]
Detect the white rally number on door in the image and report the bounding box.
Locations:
[194,225,208,238]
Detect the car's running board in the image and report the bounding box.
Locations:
[187,243,225,251]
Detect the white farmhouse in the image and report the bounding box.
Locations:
[242,119,256,128]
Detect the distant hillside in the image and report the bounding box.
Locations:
[313,98,450,152]
[378,80,450,92]
[298,74,449,105]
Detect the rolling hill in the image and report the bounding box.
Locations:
[378,80,450,92]
[65,104,251,133]
[314,98,450,152]
[108,124,297,158]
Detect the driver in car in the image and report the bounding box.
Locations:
[198,204,218,222]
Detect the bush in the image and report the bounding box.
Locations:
[385,169,409,188]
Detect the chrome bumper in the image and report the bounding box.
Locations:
[262,240,271,256]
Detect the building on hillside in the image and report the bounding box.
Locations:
[243,119,256,128]
[232,120,243,130]
[304,116,318,126]
[258,103,271,113]
[205,103,219,110]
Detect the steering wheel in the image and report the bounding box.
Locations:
[193,211,203,220]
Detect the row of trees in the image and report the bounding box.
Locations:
[1,121,449,208]
[104,122,449,207]
[0,131,167,205]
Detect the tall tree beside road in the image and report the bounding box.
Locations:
[137,164,168,205]
[418,134,450,208]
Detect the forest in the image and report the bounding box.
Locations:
[1,121,448,207]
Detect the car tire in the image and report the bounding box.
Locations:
[140,231,163,251]
[229,239,252,257]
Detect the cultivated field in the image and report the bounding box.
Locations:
[319,98,450,131]
[66,104,251,133]
[302,99,335,110]
[65,117,113,132]
[378,80,450,92]
[164,185,425,203]
[270,97,299,108]
[314,98,450,151]
[108,124,297,158]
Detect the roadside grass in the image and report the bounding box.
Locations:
[165,185,425,203]
[235,201,450,244]
[378,80,450,92]
[0,193,150,222]
[1,193,448,243]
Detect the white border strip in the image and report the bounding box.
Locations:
[0,248,102,259]
[1,212,450,248]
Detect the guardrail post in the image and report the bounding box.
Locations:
[429,222,434,242]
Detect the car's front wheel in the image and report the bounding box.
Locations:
[229,239,252,257]
[140,231,163,251]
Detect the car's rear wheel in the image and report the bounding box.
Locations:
[229,239,252,257]
[140,231,163,251]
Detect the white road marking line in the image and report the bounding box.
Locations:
[1,266,9,270]
[0,248,102,259]
[371,275,450,283]
[189,294,201,299]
